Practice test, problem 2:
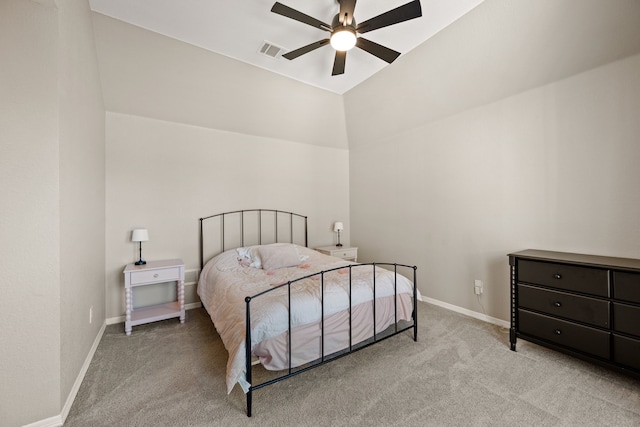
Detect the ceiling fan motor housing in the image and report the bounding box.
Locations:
[332,13,356,30]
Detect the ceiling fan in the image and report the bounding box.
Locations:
[271,0,423,76]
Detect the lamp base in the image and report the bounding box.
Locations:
[135,259,147,265]
[336,243,343,247]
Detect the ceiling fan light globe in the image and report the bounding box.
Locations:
[330,28,356,51]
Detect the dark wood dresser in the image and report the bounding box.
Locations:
[508,249,640,376]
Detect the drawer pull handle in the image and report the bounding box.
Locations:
[554,302,562,308]
[554,329,562,335]
[554,273,562,279]
[153,273,159,278]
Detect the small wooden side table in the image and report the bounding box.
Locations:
[123,259,185,336]
[315,246,358,262]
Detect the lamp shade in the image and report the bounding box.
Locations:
[333,222,344,232]
[131,229,149,242]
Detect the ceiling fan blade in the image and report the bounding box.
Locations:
[271,2,332,31]
[282,39,331,60]
[356,37,401,63]
[339,0,357,25]
[356,0,422,34]
[332,50,347,75]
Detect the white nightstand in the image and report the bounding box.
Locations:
[123,259,185,336]
[315,246,358,262]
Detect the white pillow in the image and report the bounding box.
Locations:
[258,245,302,270]
[236,243,308,269]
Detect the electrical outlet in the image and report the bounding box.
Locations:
[89,306,93,324]
[474,280,483,295]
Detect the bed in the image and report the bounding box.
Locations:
[197,209,418,416]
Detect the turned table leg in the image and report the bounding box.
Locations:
[125,285,132,336]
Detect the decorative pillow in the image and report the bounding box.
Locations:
[237,243,308,268]
[258,244,302,270]
[236,245,263,268]
[236,243,284,268]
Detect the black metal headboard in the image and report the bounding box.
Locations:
[199,209,308,270]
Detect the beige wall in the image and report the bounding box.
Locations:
[345,0,640,323]
[0,0,105,426]
[105,112,350,319]
[344,0,640,149]
[93,13,352,321]
[0,1,61,425]
[91,12,349,150]
[347,52,640,322]
[58,0,106,413]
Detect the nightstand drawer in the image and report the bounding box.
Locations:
[518,284,610,328]
[130,267,181,285]
[315,246,358,261]
[518,309,610,359]
[334,248,357,259]
[518,260,609,297]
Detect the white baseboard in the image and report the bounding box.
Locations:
[422,296,510,329]
[22,415,62,427]
[106,302,203,326]
[24,321,106,427]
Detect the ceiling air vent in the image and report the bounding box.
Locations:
[258,41,286,59]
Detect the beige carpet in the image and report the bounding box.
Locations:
[65,303,640,426]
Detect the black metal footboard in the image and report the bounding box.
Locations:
[243,262,418,417]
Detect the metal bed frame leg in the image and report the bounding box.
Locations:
[245,296,253,417]
[413,266,418,342]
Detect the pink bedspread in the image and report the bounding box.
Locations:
[253,293,414,370]
[197,244,417,394]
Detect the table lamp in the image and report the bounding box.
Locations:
[333,222,344,247]
[131,228,149,265]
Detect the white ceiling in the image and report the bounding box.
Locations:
[88,0,484,94]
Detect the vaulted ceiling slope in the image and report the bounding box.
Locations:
[91,12,350,149]
[343,0,640,147]
[90,0,640,149]
[89,0,485,94]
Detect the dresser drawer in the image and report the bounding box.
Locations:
[518,309,610,359]
[130,267,181,285]
[613,335,640,370]
[613,271,640,304]
[613,303,640,337]
[518,284,609,328]
[518,260,609,297]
